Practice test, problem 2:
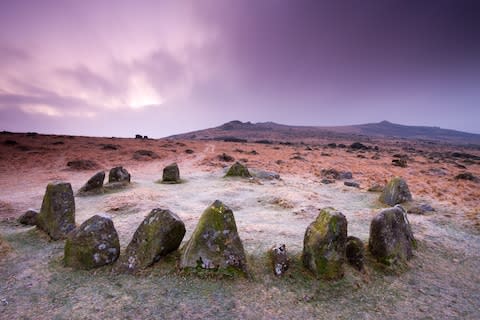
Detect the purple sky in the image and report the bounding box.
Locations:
[1,0,479,137]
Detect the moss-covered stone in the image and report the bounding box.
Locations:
[379,177,412,206]
[368,205,416,265]
[225,162,251,178]
[36,182,76,240]
[162,163,181,183]
[180,200,247,275]
[64,215,120,270]
[119,208,185,272]
[302,207,347,279]
[78,171,105,195]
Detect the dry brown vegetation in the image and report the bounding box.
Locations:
[0,131,479,319]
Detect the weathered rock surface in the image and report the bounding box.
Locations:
[78,171,105,194]
[302,208,347,279]
[225,162,251,178]
[64,215,120,270]
[18,209,38,226]
[36,182,76,240]
[120,209,185,272]
[180,200,247,274]
[346,236,365,271]
[270,244,289,276]
[108,166,131,183]
[379,177,412,206]
[162,163,180,183]
[369,205,416,265]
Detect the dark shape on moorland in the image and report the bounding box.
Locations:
[67,159,99,170]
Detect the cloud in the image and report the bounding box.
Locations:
[0,89,97,118]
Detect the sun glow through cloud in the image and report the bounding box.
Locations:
[127,75,163,109]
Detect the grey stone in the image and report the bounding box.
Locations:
[180,200,247,274]
[119,209,185,272]
[302,208,347,279]
[64,215,120,270]
[379,177,412,206]
[36,182,76,240]
[369,205,416,265]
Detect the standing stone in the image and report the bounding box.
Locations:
[78,171,105,193]
[379,177,412,206]
[302,208,347,279]
[108,166,131,183]
[345,236,365,271]
[162,163,180,183]
[369,205,416,265]
[36,182,76,240]
[64,215,120,270]
[120,209,185,272]
[225,162,251,178]
[18,209,39,226]
[270,244,289,276]
[180,200,247,274]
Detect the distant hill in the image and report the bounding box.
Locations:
[168,120,480,145]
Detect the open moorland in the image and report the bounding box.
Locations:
[0,127,479,319]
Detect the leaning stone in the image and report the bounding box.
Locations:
[379,177,412,206]
[225,162,251,178]
[108,166,131,183]
[180,200,247,275]
[162,163,181,183]
[346,236,365,271]
[119,209,185,272]
[78,171,105,194]
[36,182,76,240]
[18,209,38,226]
[302,208,348,279]
[368,205,416,265]
[270,244,289,276]
[64,215,120,270]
